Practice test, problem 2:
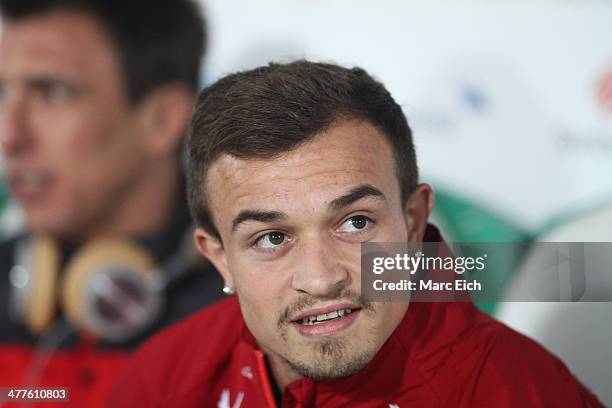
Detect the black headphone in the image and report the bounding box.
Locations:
[8,228,199,343]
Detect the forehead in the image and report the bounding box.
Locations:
[0,11,118,80]
[206,120,399,228]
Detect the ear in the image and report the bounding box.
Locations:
[404,183,435,242]
[136,83,194,157]
[194,227,233,288]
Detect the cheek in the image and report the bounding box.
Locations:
[232,258,274,298]
[66,113,126,156]
[238,284,282,345]
[230,257,289,334]
[31,107,105,164]
[34,97,135,155]
[334,244,362,281]
[374,302,408,334]
[56,119,140,186]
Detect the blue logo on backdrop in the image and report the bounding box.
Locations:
[461,83,488,113]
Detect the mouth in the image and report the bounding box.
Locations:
[291,306,362,337]
[297,307,359,325]
[8,171,52,203]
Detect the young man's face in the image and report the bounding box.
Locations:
[0,12,149,238]
[199,119,432,385]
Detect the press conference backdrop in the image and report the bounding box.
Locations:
[1,0,611,404]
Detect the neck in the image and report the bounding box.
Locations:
[66,158,181,243]
[266,350,303,392]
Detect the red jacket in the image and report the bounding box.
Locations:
[108,296,603,407]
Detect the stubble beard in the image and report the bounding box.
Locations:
[276,302,379,382]
[280,335,377,381]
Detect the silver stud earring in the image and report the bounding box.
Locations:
[222,286,234,295]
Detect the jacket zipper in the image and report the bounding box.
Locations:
[255,350,278,408]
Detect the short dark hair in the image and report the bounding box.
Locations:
[0,0,206,103]
[187,60,418,240]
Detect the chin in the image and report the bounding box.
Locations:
[282,335,377,382]
[26,213,73,238]
[288,345,375,382]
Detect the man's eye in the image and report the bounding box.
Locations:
[44,83,71,103]
[254,231,287,249]
[33,82,76,105]
[338,215,372,233]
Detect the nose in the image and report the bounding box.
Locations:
[291,235,351,298]
[0,89,32,155]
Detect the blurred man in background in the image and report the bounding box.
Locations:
[0,0,223,405]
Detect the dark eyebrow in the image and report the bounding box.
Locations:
[24,76,84,95]
[329,184,386,210]
[230,184,385,233]
[231,210,288,233]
